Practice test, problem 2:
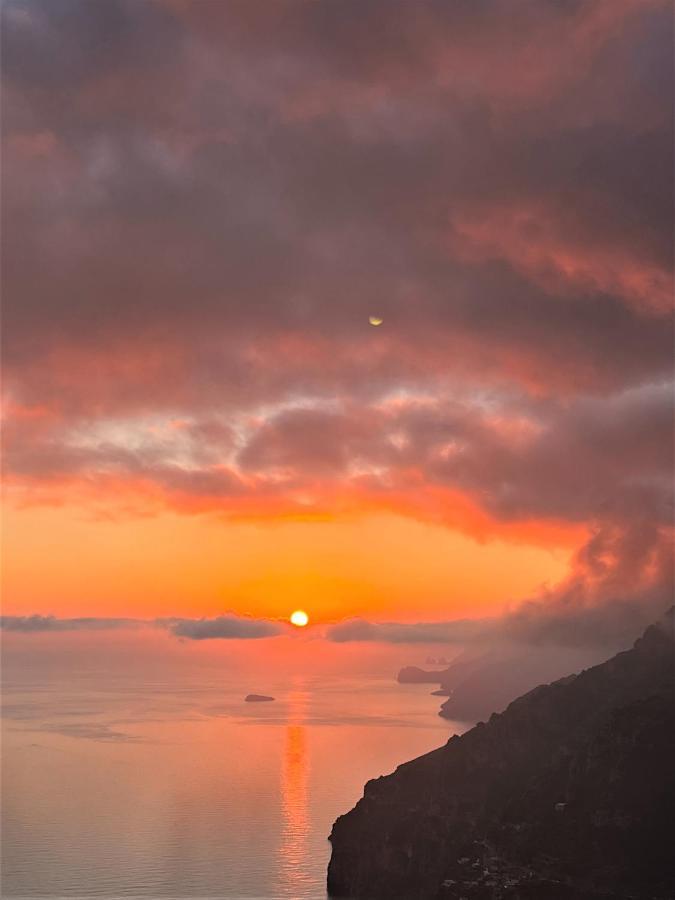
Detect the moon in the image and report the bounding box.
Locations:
[369,316,383,326]
[290,610,309,627]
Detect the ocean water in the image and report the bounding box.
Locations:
[2,664,466,898]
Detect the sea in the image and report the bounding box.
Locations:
[2,639,467,899]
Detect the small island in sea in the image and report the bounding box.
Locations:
[244,694,275,703]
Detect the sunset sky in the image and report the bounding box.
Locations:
[2,0,672,643]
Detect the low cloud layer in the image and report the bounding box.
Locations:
[1,613,284,640]
[326,618,489,645]
[0,614,140,632]
[326,602,671,652]
[5,590,670,652]
[162,615,284,641]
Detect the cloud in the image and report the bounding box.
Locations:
[5,381,671,536]
[502,598,663,650]
[3,0,671,391]
[1,0,672,633]
[326,617,490,644]
[504,517,674,647]
[160,614,284,640]
[1,613,285,640]
[1,0,181,89]
[0,614,140,632]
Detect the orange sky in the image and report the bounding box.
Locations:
[1,503,577,622]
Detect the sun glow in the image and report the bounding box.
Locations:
[290,610,309,627]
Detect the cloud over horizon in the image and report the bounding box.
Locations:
[0,613,286,640]
[4,594,672,652]
[0,614,141,633]
[326,618,489,645]
[161,615,284,641]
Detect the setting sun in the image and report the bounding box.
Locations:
[290,610,309,628]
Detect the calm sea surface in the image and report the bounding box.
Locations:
[2,667,466,898]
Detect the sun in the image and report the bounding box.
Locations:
[290,609,309,627]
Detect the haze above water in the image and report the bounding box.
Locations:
[2,635,467,899]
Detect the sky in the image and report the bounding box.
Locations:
[1,0,673,648]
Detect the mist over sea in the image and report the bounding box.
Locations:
[2,635,465,899]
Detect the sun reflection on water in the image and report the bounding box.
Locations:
[279,681,313,895]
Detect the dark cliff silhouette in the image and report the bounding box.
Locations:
[329,609,675,899]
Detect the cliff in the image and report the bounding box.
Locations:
[328,609,675,899]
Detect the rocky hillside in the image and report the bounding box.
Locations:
[328,609,675,899]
